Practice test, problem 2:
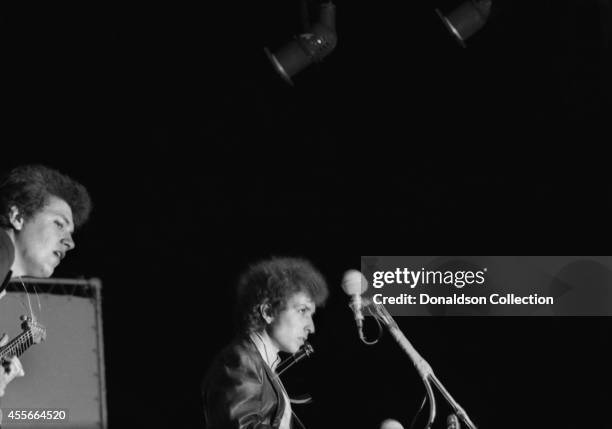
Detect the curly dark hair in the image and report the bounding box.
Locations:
[0,164,92,230]
[234,257,329,335]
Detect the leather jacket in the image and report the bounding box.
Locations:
[202,337,288,429]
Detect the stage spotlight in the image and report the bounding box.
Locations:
[265,2,337,85]
[436,0,492,47]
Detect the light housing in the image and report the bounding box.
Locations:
[265,2,337,85]
[436,0,492,47]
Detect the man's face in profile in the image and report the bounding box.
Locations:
[268,292,316,354]
[12,195,75,278]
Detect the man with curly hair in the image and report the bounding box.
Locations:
[202,257,329,429]
[0,164,92,398]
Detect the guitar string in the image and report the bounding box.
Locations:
[0,331,33,357]
[0,280,42,361]
[0,278,44,358]
[6,334,32,355]
[17,277,43,324]
[1,332,32,353]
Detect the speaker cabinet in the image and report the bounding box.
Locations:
[1,278,106,429]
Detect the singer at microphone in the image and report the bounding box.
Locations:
[202,257,329,429]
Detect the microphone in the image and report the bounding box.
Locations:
[380,418,404,429]
[447,414,460,429]
[341,270,368,338]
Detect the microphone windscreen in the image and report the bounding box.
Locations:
[380,419,404,429]
[341,270,368,295]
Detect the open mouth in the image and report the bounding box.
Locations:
[53,251,63,260]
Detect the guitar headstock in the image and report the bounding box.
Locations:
[20,316,47,344]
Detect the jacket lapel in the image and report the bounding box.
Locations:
[247,337,286,428]
[261,356,286,427]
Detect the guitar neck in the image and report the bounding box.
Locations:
[0,330,34,360]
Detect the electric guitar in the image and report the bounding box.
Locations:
[0,317,46,424]
[0,316,47,362]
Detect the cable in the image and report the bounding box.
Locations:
[409,395,428,429]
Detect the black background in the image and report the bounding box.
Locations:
[2,1,611,428]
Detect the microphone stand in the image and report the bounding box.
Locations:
[363,298,477,429]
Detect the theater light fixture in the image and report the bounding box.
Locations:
[436,0,492,47]
[265,2,337,85]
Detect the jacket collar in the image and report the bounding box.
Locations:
[245,336,287,427]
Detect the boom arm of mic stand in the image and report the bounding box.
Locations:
[428,372,477,429]
[365,299,477,429]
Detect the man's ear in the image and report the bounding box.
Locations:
[8,206,24,231]
[260,303,274,325]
